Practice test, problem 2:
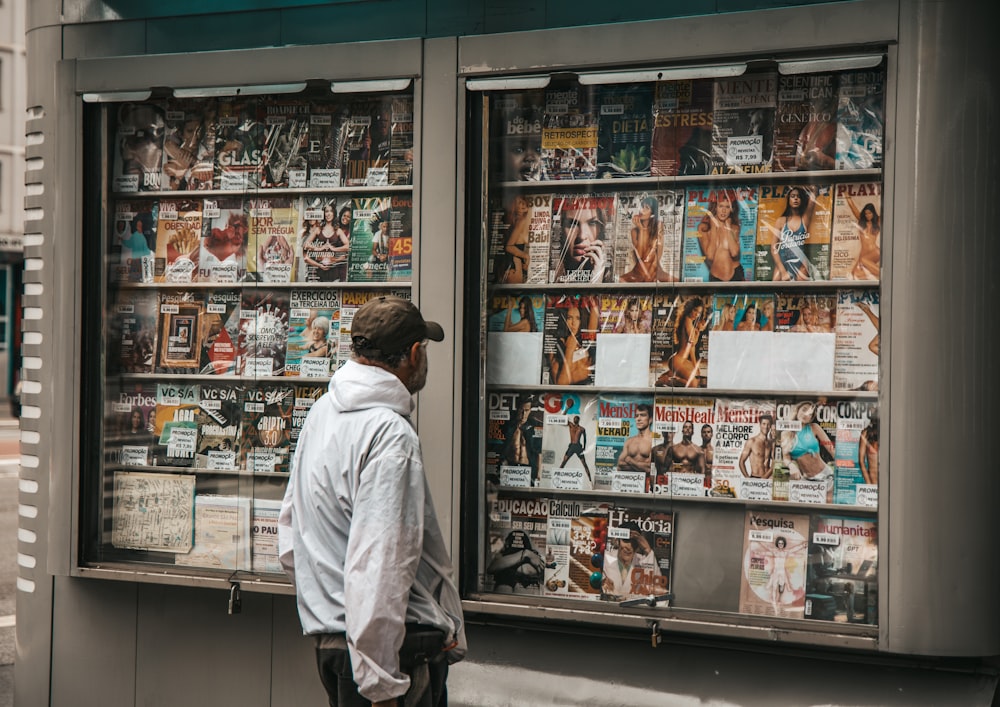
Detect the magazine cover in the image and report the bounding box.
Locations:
[335,289,410,368]
[388,193,413,281]
[194,383,242,470]
[251,499,284,574]
[486,391,545,489]
[247,195,299,283]
[106,381,157,467]
[711,398,777,499]
[161,98,217,191]
[109,289,159,375]
[112,102,167,193]
[242,383,295,474]
[111,199,158,283]
[774,293,836,333]
[832,400,878,507]
[651,396,715,497]
[755,183,833,282]
[541,84,598,180]
[711,71,777,175]
[543,500,609,601]
[298,195,352,283]
[651,78,715,177]
[389,94,414,185]
[613,191,682,283]
[286,288,340,378]
[649,293,712,388]
[682,186,757,282]
[342,95,393,187]
[151,382,200,468]
[199,288,241,376]
[774,398,837,504]
[485,292,545,387]
[603,506,673,604]
[541,293,600,386]
[805,514,878,623]
[197,197,248,283]
[549,194,615,284]
[291,382,326,448]
[154,199,202,283]
[836,67,885,170]
[834,289,879,391]
[711,292,776,332]
[484,494,550,595]
[305,99,349,188]
[739,509,810,618]
[773,72,838,172]
[488,194,552,286]
[214,97,266,191]
[237,289,290,377]
[156,290,205,373]
[595,293,652,388]
[260,100,310,188]
[491,89,546,182]
[347,195,393,282]
[539,391,597,490]
[596,83,653,179]
[175,494,251,570]
[594,394,655,495]
[830,181,882,281]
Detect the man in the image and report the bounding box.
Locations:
[739,413,775,478]
[652,420,706,477]
[559,414,592,481]
[278,296,466,707]
[700,423,715,488]
[617,403,653,474]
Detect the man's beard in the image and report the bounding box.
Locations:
[406,350,428,394]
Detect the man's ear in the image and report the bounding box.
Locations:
[407,340,422,366]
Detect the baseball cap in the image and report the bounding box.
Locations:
[351,296,444,355]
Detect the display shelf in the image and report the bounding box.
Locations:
[114,372,332,383]
[486,384,879,399]
[111,280,412,290]
[487,281,879,292]
[104,463,292,479]
[110,184,412,200]
[497,169,883,191]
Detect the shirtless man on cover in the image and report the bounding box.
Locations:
[617,404,653,474]
[652,420,706,476]
[559,415,592,481]
[739,414,775,478]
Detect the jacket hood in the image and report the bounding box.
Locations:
[328,359,414,417]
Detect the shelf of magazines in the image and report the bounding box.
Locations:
[496,168,882,191]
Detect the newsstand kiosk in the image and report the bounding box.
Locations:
[17,1,1000,704]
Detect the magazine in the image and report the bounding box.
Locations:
[754,183,833,282]
[651,395,715,497]
[348,195,393,282]
[199,289,242,376]
[175,494,251,570]
[237,289,290,377]
[290,382,326,448]
[649,293,712,388]
[830,181,882,281]
[543,500,609,601]
[305,99,349,188]
[388,94,414,186]
[298,195,352,283]
[595,293,652,388]
[241,383,295,474]
[711,292,775,333]
[832,400,878,506]
[247,195,299,283]
[773,293,836,333]
[488,193,552,286]
[251,498,284,574]
[805,514,878,623]
[342,95,393,187]
[539,391,597,490]
[485,292,544,387]
[836,67,885,170]
[197,197,248,283]
[194,383,242,470]
[151,382,200,468]
[774,398,837,504]
[596,84,653,179]
[711,398,777,499]
[834,290,879,391]
[154,199,202,283]
[651,78,715,177]
[541,294,600,386]
[549,194,615,284]
[109,289,159,375]
[682,186,757,282]
[161,98,217,191]
[739,509,810,618]
[485,390,543,489]
[260,99,310,188]
[541,84,598,180]
[107,381,157,467]
[388,194,413,281]
[594,394,655,494]
[214,97,266,191]
[603,506,673,604]
[112,101,166,193]
[286,288,340,378]
[711,71,777,175]
[613,190,683,283]
[156,290,205,373]
[491,89,546,182]
[485,494,550,595]
[773,72,838,172]
[111,199,158,283]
